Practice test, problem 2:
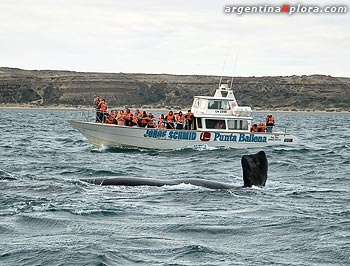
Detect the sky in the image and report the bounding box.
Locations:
[0,0,349,77]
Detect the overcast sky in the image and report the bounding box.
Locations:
[0,0,349,77]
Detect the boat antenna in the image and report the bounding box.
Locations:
[230,54,239,89]
[219,49,231,88]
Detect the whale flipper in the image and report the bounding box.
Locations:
[241,150,268,187]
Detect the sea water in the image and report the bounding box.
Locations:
[0,110,349,266]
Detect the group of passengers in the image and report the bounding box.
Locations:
[250,114,275,133]
[93,96,194,130]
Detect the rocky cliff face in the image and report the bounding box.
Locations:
[0,67,349,111]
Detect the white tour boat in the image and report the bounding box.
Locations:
[69,84,299,149]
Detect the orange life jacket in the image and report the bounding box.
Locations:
[132,116,138,124]
[106,114,115,124]
[166,113,175,122]
[267,116,275,126]
[251,124,258,132]
[185,112,194,121]
[117,113,125,121]
[140,114,149,125]
[147,115,155,126]
[99,102,108,112]
[257,123,266,132]
[123,111,133,121]
[176,114,184,123]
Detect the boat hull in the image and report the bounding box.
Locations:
[68,120,299,150]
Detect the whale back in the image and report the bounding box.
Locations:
[241,151,268,187]
[80,151,268,189]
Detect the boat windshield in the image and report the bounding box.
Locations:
[207,100,230,110]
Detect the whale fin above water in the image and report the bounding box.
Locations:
[241,150,268,187]
[80,151,268,189]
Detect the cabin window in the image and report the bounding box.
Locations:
[200,99,206,109]
[197,118,202,129]
[221,91,228,97]
[207,100,230,110]
[227,120,237,130]
[227,120,249,130]
[241,120,248,130]
[205,119,226,129]
[194,99,200,108]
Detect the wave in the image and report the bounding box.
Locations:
[171,244,224,258]
[70,209,123,216]
[285,188,347,198]
[161,183,202,191]
[15,214,68,229]
[59,168,124,177]
[0,168,16,180]
[89,144,252,156]
[0,224,16,234]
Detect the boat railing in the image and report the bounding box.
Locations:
[270,126,288,135]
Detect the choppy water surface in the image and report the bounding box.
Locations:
[0,110,349,266]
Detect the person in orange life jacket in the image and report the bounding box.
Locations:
[139,111,149,127]
[266,114,275,133]
[184,110,194,130]
[123,108,133,126]
[175,111,185,129]
[110,110,119,124]
[250,123,258,133]
[158,114,165,129]
[135,109,142,117]
[257,122,266,133]
[106,110,117,124]
[113,110,119,119]
[93,96,100,122]
[165,111,176,129]
[134,109,143,126]
[117,110,125,126]
[147,113,155,128]
[98,99,108,123]
[132,115,139,126]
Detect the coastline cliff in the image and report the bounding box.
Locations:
[0,67,349,111]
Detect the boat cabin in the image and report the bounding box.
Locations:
[191,84,253,132]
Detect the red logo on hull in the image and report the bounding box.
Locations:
[200,132,211,141]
